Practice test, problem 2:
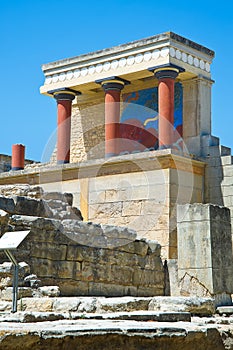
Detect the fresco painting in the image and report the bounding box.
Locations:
[120,83,183,152]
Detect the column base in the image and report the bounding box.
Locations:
[105,153,118,158]
[57,160,69,164]
[11,167,24,171]
[159,144,173,150]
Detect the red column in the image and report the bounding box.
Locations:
[49,89,78,164]
[12,144,25,170]
[99,79,129,157]
[104,85,122,156]
[154,68,179,148]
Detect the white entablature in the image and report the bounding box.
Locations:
[40,31,214,99]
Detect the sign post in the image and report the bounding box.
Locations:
[0,231,30,313]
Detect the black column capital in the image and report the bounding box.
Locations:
[148,64,185,80]
[48,88,81,101]
[96,76,130,92]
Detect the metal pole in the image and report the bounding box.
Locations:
[12,264,19,313]
[5,250,19,313]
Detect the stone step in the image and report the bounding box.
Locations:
[217,306,233,315]
[0,310,191,323]
[6,296,215,316]
[0,317,229,350]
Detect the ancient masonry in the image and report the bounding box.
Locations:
[1,31,233,348]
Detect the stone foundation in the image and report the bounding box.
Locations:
[0,185,164,297]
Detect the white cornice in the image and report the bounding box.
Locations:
[40,32,214,94]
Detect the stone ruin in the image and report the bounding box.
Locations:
[0,185,233,349]
[0,184,164,299]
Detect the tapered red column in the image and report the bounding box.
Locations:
[49,88,80,164]
[103,81,123,157]
[11,144,25,170]
[96,77,130,157]
[155,68,179,148]
[148,65,184,149]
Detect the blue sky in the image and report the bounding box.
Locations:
[0,0,232,161]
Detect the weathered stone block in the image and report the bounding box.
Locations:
[31,242,67,261]
[0,196,15,213]
[57,261,81,279]
[148,296,215,315]
[1,287,33,301]
[53,297,81,312]
[38,286,60,297]
[13,196,53,218]
[177,203,233,304]
[20,297,53,312]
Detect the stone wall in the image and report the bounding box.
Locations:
[177,203,233,305]
[0,185,165,297]
[70,102,105,163]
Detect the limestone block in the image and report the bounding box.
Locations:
[111,251,138,267]
[223,165,233,177]
[111,265,133,285]
[89,202,122,219]
[140,200,169,215]
[88,282,125,297]
[0,196,15,213]
[53,297,81,312]
[1,287,33,301]
[177,203,233,301]
[0,300,11,311]
[77,297,98,312]
[201,135,219,148]
[133,269,164,287]
[137,286,164,297]
[103,225,136,240]
[12,196,53,218]
[43,192,73,206]
[20,297,53,312]
[38,286,60,297]
[122,201,142,216]
[185,136,201,155]
[96,296,151,313]
[148,296,215,315]
[117,240,149,256]
[57,261,81,279]
[104,188,129,202]
[89,190,105,204]
[177,203,211,222]
[144,255,164,270]
[221,155,233,165]
[57,280,89,296]
[31,242,67,261]
[32,259,57,278]
[0,184,43,198]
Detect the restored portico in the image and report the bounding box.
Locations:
[3,31,233,303]
[40,31,214,162]
[36,31,216,260]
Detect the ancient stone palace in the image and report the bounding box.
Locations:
[0,31,233,307]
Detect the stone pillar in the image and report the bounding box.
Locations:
[96,77,130,157]
[177,203,233,306]
[11,144,25,170]
[149,65,184,148]
[48,88,80,164]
